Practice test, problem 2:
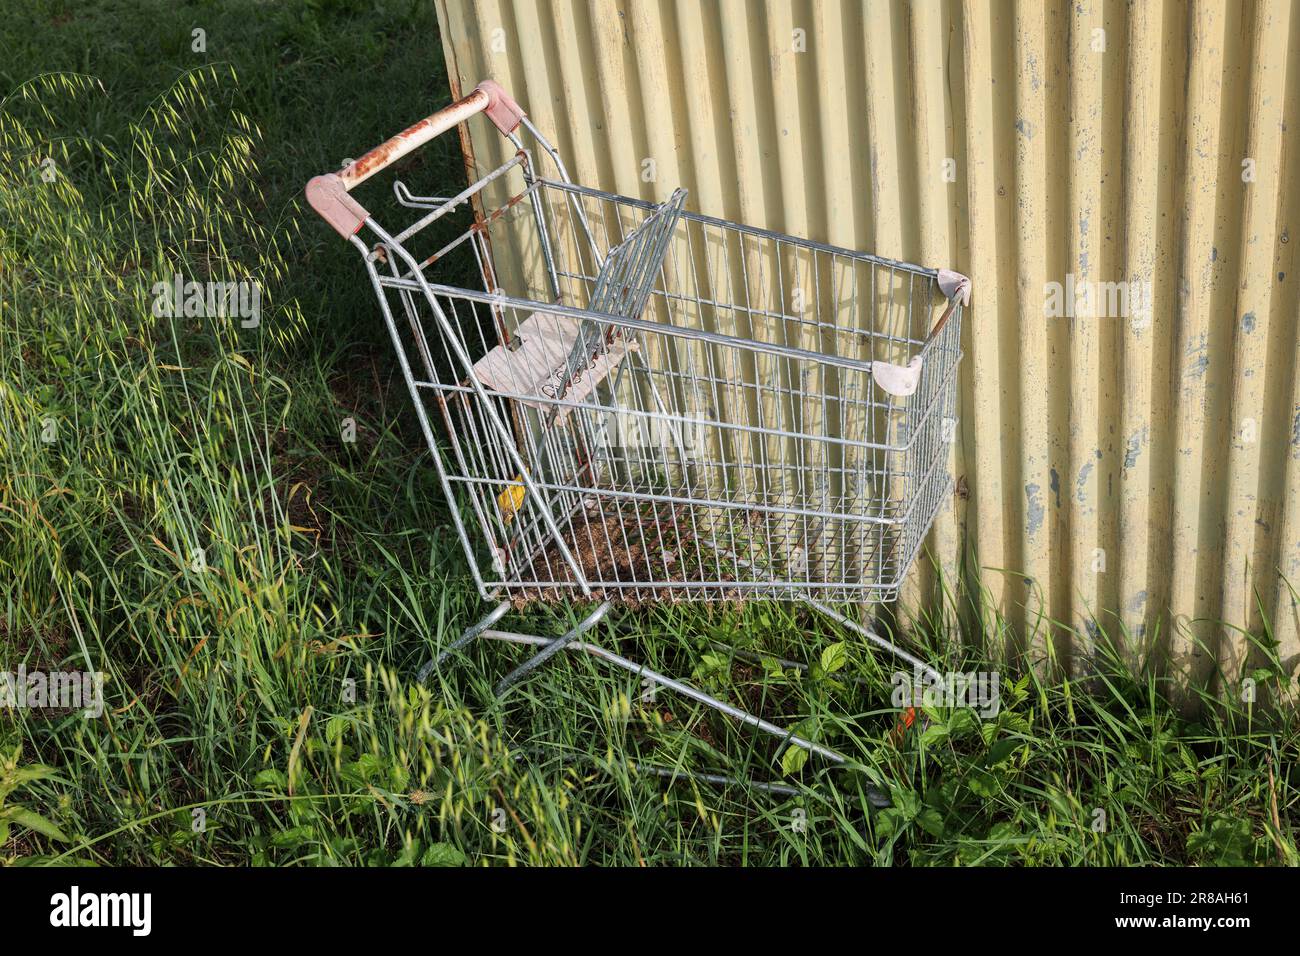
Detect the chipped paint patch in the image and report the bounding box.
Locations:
[1076,460,1094,502]
[1026,483,1044,535]
[1186,333,1210,379]
[1124,426,1148,470]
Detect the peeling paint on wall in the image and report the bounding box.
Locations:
[435,0,1300,699]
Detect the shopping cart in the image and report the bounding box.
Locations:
[307,80,967,797]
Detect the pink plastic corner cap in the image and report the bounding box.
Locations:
[476,80,525,136]
[937,269,971,306]
[306,174,369,239]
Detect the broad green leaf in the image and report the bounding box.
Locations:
[819,642,848,675]
[325,715,348,744]
[270,825,317,848]
[920,722,949,747]
[967,769,1002,798]
[916,808,946,838]
[780,745,808,776]
[876,808,906,837]
[8,765,57,786]
[946,708,979,738]
[984,738,1020,767]
[890,788,921,819]
[252,768,288,790]
[422,842,468,867]
[1,806,70,843]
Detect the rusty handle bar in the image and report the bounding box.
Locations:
[306,80,525,238]
[924,297,959,346]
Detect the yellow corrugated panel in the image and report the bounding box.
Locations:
[435,0,1300,698]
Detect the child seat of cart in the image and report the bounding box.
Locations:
[470,188,687,424]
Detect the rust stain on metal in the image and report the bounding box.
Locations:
[469,192,527,234]
[342,87,489,188]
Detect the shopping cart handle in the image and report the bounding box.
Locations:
[922,269,970,345]
[306,80,525,238]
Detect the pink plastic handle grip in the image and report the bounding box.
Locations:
[477,80,525,137]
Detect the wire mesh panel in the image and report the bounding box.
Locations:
[362,157,962,606]
[301,72,968,611]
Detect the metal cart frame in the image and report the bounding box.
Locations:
[307,81,967,803]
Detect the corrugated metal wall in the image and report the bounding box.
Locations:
[434,0,1300,696]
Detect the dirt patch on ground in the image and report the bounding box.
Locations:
[509,504,745,607]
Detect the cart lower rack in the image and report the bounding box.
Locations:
[307,80,967,802]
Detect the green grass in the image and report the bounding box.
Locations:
[1,0,1297,866]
